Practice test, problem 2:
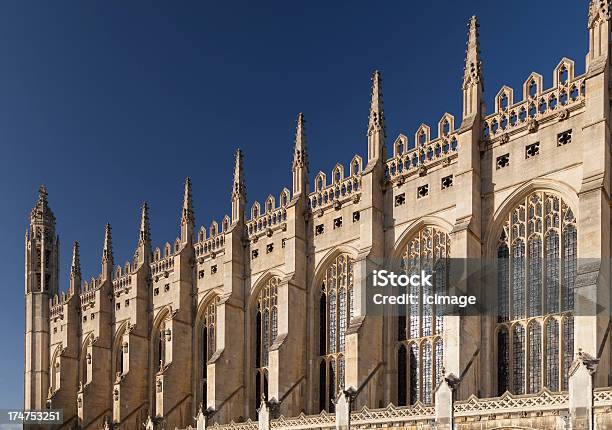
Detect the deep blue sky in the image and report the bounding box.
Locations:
[0,1,586,408]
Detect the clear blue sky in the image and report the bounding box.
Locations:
[0,1,586,408]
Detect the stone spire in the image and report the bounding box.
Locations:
[231,149,246,223]
[181,178,195,245]
[462,16,484,121]
[367,70,386,163]
[30,185,56,227]
[102,223,113,280]
[292,113,309,196]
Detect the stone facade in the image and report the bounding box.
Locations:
[23,2,612,429]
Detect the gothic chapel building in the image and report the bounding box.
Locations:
[23,2,612,429]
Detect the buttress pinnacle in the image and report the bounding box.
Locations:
[232,148,246,200]
[293,112,309,172]
[71,241,81,279]
[181,178,194,226]
[368,70,386,138]
[463,15,483,89]
[102,223,114,267]
[139,202,151,244]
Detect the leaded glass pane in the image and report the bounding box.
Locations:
[563,317,574,390]
[563,225,576,311]
[528,237,542,317]
[513,325,525,394]
[498,244,510,322]
[497,327,510,395]
[422,342,432,404]
[512,240,526,320]
[545,232,560,314]
[545,319,559,391]
[528,322,541,393]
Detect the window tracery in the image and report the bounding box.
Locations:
[200,296,219,408]
[255,277,278,408]
[319,254,354,412]
[496,191,576,395]
[397,227,449,405]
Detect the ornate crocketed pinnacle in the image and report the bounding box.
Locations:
[589,0,611,29]
[463,15,483,90]
[232,148,246,200]
[181,178,195,226]
[368,70,386,137]
[71,241,81,279]
[102,223,114,267]
[30,184,56,225]
[292,112,309,172]
[139,202,151,244]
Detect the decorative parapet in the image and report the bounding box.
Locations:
[247,207,287,237]
[209,419,259,430]
[195,234,225,261]
[351,403,435,428]
[270,411,335,429]
[79,286,98,308]
[594,388,612,408]
[385,117,458,183]
[112,271,132,293]
[308,171,362,212]
[151,254,175,277]
[453,388,569,418]
[483,63,586,142]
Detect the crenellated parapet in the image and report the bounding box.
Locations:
[483,59,585,143]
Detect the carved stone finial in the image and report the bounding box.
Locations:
[589,0,611,29]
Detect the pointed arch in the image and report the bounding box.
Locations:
[437,113,454,137]
[195,292,221,411]
[486,179,578,257]
[113,321,129,380]
[391,216,454,260]
[492,187,577,395]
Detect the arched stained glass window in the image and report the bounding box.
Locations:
[319,254,354,412]
[200,296,219,409]
[496,191,576,395]
[397,227,449,405]
[255,277,279,409]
